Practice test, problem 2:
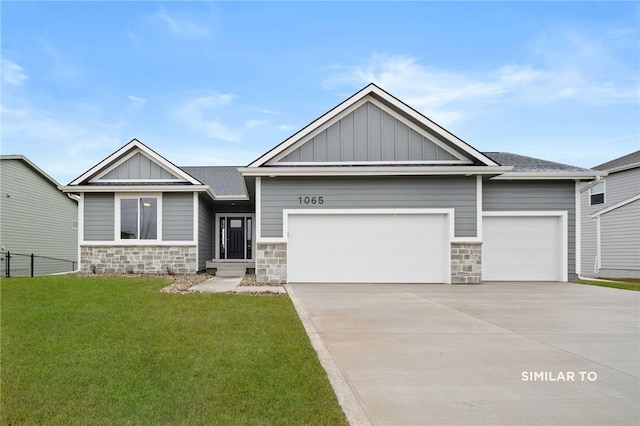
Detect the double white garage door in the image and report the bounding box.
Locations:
[287,212,450,283]
[285,211,566,283]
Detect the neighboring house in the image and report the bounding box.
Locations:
[580,150,640,279]
[61,84,602,283]
[0,155,78,276]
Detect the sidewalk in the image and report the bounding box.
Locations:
[189,276,286,294]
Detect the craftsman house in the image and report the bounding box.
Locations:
[61,84,602,283]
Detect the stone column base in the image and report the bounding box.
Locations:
[451,242,482,284]
[256,242,287,284]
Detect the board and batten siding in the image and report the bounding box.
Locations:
[483,180,577,278]
[198,194,214,270]
[100,152,178,180]
[278,102,458,163]
[260,176,477,238]
[83,193,115,241]
[162,192,194,241]
[0,158,78,274]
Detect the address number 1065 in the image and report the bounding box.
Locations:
[298,196,324,205]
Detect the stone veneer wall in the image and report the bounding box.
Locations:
[451,242,482,284]
[81,245,197,274]
[256,242,287,284]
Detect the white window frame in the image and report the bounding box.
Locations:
[115,193,163,243]
[589,180,605,206]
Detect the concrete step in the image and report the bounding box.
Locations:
[215,267,246,277]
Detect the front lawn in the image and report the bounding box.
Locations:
[573,278,640,292]
[0,275,347,425]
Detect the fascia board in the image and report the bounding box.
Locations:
[59,184,210,193]
[590,194,640,218]
[490,171,606,180]
[602,162,640,174]
[238,165,513,177]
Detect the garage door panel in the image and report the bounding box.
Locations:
[483,215,563,281]
[287,213,448,283]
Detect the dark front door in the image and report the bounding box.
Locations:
[226,217,245,259]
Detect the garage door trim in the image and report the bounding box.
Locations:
[283,208,455,284]
[482,211,568,281]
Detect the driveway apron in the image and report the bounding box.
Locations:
[287,282,640,426]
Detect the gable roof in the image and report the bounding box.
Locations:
[248,83,499,168]
[1,155,62,188]
[592,150,640,173]
[68,139,201,186]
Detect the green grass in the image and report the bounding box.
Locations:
[573,278,640,292]
[1,275,347,425]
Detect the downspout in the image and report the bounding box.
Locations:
[594,216,601,275]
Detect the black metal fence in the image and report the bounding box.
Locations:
[3,251,77,278]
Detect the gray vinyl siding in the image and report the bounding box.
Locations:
[0,159,78,275]
[581,168,640,278]
[100,152,178,180]
[483,180,577,278]
[278,102,459,163]
[600,200,640,277]
[84,193,115,241]
[162,193,194,241]
[261,176,477,238]
[198,194,214,271]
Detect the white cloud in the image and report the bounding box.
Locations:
[174,91,242,142]
[245,119,269,128]
[153,7,211,39]
[127,95,147,113]
[2,59,28,86]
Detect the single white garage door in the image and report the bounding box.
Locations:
[287,212,449,283]
[482,215,565,281]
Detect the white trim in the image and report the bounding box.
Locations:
[70,139,201,186]
[589,180,606,206]
[90,147,185,182]
[594,216,601,273]
[214,213,256,260]
[482,211,569,281]
[267,95,472,166]
[579,177,604,193]
[78,193,85,270]
[80,241,197,247]
[490,171,603,180]
[602,162,640,174]
[240,165,512,177]
[282,207,454,284]
[590,194,640,218]
[248,84,499,168]
[575,182,581,277]
[268,160,473,166]
[193,192,199,270]
[255,177,262,240]
[60,185,209,193]
[476,176,483,242]
[114,193,163,243]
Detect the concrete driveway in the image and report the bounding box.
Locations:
[286,282,639,426]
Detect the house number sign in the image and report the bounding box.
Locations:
[298,196,324,205]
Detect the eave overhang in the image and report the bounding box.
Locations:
[58,184,249,202]
[490,171,606,180]
[239,165,513,177]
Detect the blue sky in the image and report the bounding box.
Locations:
[2,1,638,184]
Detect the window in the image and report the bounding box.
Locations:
[590,181,605,205]
[120,197,158,240]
